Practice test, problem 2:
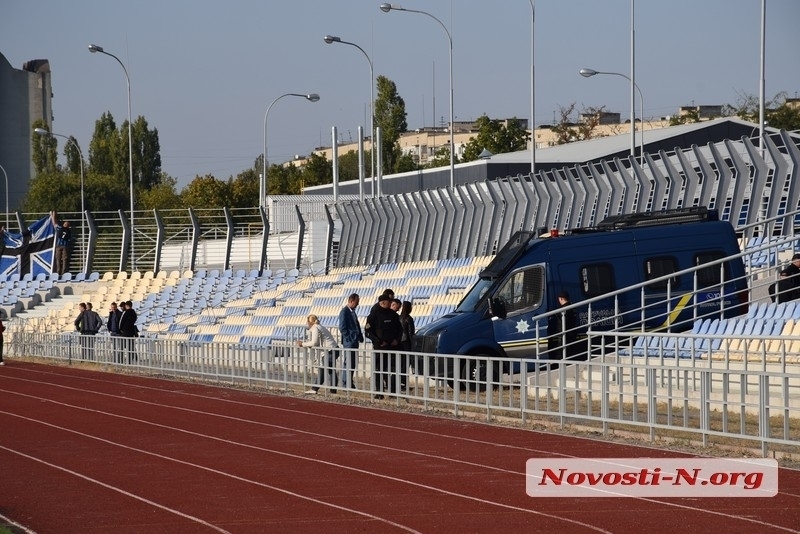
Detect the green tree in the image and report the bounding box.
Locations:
[551,104,604,144]
[230,167,260,208]
[269,163,303,195]
[373,75,408,173]
[132,116,162,189]
[31,119,57,174]
[88,112,118,176]
[426,146,450,169]
[767,103,800,131]
[63,135,83,175]
[181,174,231,208]
[139,175,182,211]
[461,115,530,162]
[84,173,132,212]
[395,152,418,173]
[669,108,700,126]
[300,153,333,189]
[726,91,800,132]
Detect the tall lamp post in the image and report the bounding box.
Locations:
[323,35,374,198]
[262,93,320,208]
[380,3,455,189]
[88,43,135,270]
[528,0,536,177]
[0,163,7,229]
[579,68,644,165]
[34,128,86,273]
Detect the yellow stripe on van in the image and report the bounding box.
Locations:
[658,292,695,329]
[499,339,548,349]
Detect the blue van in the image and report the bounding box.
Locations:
[414,207,748,387]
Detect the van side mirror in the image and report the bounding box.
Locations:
[488,297,507,319]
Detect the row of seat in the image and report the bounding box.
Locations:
[620,316,799,361]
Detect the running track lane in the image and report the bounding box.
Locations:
[1,362,799,533]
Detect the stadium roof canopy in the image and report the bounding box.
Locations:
[303,117,768,197]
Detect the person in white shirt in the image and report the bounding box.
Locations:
[297,314,339,394]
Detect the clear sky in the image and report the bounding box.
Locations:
[2,0,799,189]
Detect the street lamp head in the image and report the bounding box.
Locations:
[306,93,321,103]
[380,3,399,13]
[33,128,50,136]
[323,35,341,44]
[579,68,598,78]
[88,44,104,53]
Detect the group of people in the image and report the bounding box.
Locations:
[297,289,415,398]
[769,254,800,304]
[74,300,139,363]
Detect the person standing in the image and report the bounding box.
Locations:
[365,294,403,398]
[119,301,138,363]
[107,302,123,363]
[547,291,578,362]
[74,302,99,360]
[0,319,6,366]
[398,300,416,391]
[779,254,800,301]
[338,293,363,389]
[298,314,339,394]
[51,211,72,276]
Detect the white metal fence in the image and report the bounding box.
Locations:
[10,330,799,458]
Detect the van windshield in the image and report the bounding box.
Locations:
[456,278,494,312]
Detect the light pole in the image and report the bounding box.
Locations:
[579,68,644,165]
[262,93,320,208]
[88,43,135,270]
[380,3,455,188]
[323,35,374,199]
[34,128,86,273]
[0,163,8,229]
[528,0,536,177]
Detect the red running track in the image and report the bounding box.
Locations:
[1,361,799,533]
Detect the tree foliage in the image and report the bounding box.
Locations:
[669,108,700,126]
[461,115,530,162]
[138,175,182,211]
[229,167,260,208]
[726,91,800,131]
[181,174,231,209]
[550,104,605,144]
[132,116,162,189]
[88,112,118,176]
[373,75,408,173]
[30,119,57,175]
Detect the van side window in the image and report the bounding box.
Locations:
[496,266,545,315]
[644,256,679,291]
[581,263,615,297]
[695,252,728,287]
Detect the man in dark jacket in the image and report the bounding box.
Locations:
[365,294,402,397]
[75,302,101,360]
[338,293,363,389]
[547,291,579,362]
[118,301,138,363]
[107,302,123,363]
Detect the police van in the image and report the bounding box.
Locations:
[413,207,748,387]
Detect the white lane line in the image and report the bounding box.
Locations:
[5,371,799,532]
[1,399,610,533]
[0,444,232,534]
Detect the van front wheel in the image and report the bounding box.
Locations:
[466,356,501,391]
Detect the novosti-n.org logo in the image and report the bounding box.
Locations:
[526,458,778,497]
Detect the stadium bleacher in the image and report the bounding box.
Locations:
[5,256,491,348]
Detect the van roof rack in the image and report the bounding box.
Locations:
[597,207,716,230]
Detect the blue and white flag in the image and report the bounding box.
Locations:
[0,216,56,277]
